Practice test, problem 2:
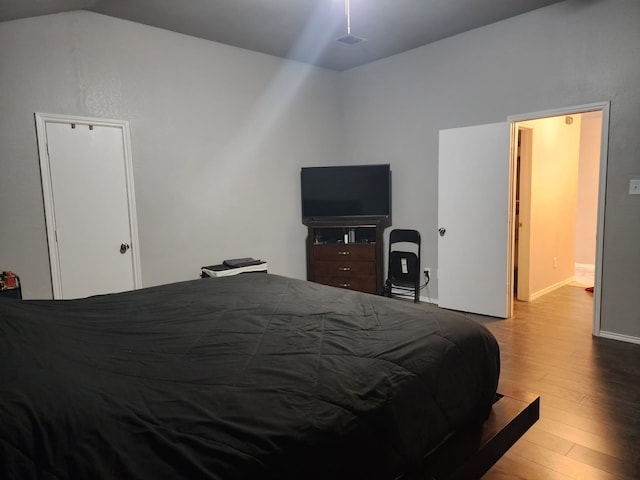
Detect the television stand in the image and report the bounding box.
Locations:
[305,219,388,295]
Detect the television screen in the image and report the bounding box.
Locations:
[301,164,391,222]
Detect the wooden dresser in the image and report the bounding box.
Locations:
[305,220,388,295]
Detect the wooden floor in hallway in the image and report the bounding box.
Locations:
[470,285,640,479]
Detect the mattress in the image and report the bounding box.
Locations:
[0,273,499,479]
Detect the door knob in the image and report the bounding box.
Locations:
[120,243,130,254]
[438,228,446,237]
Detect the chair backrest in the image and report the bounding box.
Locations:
[389,229,421,246]
[387,229,421,281]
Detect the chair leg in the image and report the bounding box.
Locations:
[414,282,419,303]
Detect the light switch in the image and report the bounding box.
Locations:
[630,179,640,195]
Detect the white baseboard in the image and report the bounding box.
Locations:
[419,294,438,305]
[529,278,575,301]
[597,330,640,345]
[574,262,595,270]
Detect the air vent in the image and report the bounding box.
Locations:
[337,34,366,45]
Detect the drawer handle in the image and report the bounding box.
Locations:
[337,251,350,255]
[338,267,351,272]
[339,283,351,288]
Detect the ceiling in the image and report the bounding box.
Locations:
[0,0,567,71]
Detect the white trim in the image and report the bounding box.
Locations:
[387,287,438,305]
[506,123,517,315]
[419,294,438,305]
[592,104,610,340]
[35,114,61,298]
[507,102,610,123]
[507,101,610,339]
[529,278,575,302]
[574,262,595,270]
[598,331,640,346]
[34,112,142,299]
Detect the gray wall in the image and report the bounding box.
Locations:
[1,0,639,340]
[340,0,640,338]
[0,11,342,298]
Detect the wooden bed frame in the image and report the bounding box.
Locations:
[403,391,540,480]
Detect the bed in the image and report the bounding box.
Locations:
[0,273,537,479]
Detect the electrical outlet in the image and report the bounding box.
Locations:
[424,268,432,286]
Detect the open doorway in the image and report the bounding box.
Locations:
[437,104,608,328]
[509,103,608,335]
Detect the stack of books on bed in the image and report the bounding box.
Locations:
[201,258,267,278]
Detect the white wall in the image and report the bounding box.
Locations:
[340,0,640,338]
[0,11,342,297]
[575,111,601,265]
[526,115,581,295]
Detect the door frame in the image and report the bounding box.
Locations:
[514,126,533,302]
[35,112,142,299]
[507,101,610,337]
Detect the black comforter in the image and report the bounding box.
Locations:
[0,274,499,480]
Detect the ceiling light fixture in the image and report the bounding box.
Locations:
[337,0,366,45]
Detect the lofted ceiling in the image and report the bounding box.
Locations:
[0,0,567,71]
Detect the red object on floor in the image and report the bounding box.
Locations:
[585,286,594,292]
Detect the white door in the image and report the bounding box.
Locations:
[438,122,511,318]
[36,113,141,299]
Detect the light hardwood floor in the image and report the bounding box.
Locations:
[470,285,640,479]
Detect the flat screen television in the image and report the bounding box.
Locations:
[301,164,391,223]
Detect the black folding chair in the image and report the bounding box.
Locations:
[384,229,421,303]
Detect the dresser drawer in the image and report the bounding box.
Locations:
[314,276,378,294]
[312,244,376,262]
[313,261,376,277]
